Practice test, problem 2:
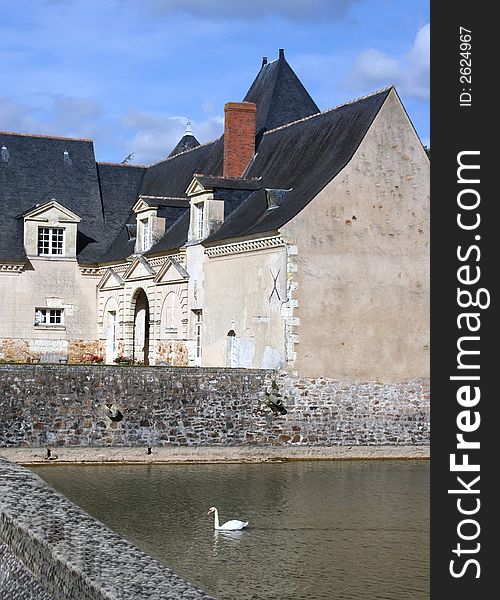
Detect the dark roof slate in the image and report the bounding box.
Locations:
[97,162,146,260]
[0,132,104,263]
[145,210,190,256]
[244,51,320,135]
[0,55,391,266]
[204,89,391,244]
[139,141,220,198]
[194,175,262,191]
[168,133,200,158]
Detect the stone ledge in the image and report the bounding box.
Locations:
[0,458,214,600]
[0,445,430,465]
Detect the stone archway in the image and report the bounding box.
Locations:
[132,288,150,365]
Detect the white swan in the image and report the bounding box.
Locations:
[207,506,249,531]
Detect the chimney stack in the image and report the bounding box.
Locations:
[223,101,257,178]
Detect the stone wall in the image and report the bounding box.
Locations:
[0,337,104,364]
[0,365,429,448]
[0,457,213,600]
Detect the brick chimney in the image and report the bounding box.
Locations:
[223,101,257,178]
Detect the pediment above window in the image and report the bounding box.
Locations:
[185,178,207,197]
[21,200,81,223]
[22,199,80,259]
[131,197,152,214]
[154,257,189,285]
[123,255,156,281]
[97,268,125,290]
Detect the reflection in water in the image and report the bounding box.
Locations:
[32,460,429,600]
[212,530,244,557]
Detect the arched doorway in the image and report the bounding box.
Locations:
[132,288,150,365]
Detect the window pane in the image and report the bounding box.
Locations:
[197,204,204,238]
[35,308,63,325]
[38,227,64,255]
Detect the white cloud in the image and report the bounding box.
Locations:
[0,95,104,139]
[346,23,430,100]
[121,109,223,164]
[0,92,224,164]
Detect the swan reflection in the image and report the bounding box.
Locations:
[212,528,244,555]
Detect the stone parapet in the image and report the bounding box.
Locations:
[0,457,214,600]
[0,365,429,448]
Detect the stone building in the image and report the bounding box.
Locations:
[0,50,429,382]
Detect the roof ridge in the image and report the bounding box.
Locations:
[148,137,219,168]
[193,173,261,181]
[263,86,394,136]
[0,130,93,142]
[139,195,188,200]
[98,161,148,168]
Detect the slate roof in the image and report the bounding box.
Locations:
[168,133,200,158]
[0,51,393,266]
[138,49,321,201]
[139,141,219,198]
[144,210,191,256]
[0,132,102,263]
[203,88,392,245]
[193,175,262,191]
[244,50,320,136]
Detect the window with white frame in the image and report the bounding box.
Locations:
[38,227,64,255]
[141,218,150,251]
[196,203,205,239]
[35,308,64,326]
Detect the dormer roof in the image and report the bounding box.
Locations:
[20,199,81,222]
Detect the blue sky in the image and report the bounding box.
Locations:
[0,0,429,164]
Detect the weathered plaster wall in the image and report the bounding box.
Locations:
[0,261,100,363]
[0,365,429,448]
[201,246,288,369]
[282,89,430,380]
[0,457,213,600]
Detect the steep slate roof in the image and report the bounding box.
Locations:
[0,132,104,263]
[139,49,320,200]
[94,162,147,263]
[168,133,200,158]
[144,211,191,256]
[203,88,392,245]
[244,50,320,136]
[139,141,219,198]
[0,53,391,266]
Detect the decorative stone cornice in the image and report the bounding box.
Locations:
[79,267,105,276]
[205,236,284,257]
[0,263,25,273]
[148,253,185,267]
[92,251,187,279]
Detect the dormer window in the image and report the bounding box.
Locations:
[131,197,169,254]
[22,200,80,259]
[196,202,205,239]
[38,227,64,255]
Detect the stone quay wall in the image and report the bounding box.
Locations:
[0,365,430,448]
[0,457,213,600]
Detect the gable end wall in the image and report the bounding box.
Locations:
[281,89,429,380]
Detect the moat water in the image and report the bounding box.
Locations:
[32,460,429,600]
